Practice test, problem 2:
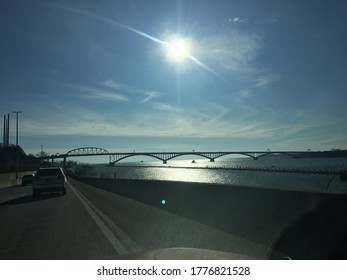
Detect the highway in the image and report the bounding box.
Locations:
[1,176,347,260]
[0,177,264,260]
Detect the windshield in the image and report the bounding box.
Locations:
[36,168,63,176]
[1,0,347,263]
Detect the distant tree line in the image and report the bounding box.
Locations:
[70,163,96,177]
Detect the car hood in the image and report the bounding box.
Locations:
[107,247,260,260]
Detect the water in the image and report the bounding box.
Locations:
[72,157,347,193]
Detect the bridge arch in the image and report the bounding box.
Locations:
[110,151,258,164]
[110,153,166,164]
[165,153,212,162]
[67,147,110,156]
[211,152,257,160]
[110,153,217,165]
[256,152,298,159]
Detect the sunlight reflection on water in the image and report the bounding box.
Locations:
[88,157,347,193]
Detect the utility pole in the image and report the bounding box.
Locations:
[13,111,22,179]
[2,115,5,148]
[7,114,10,148]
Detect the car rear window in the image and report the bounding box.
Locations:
[36,169,62,176]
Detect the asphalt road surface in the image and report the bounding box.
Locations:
[0,177,264,260]
[2,177,346,260]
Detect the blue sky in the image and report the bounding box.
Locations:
[1,0,347,157]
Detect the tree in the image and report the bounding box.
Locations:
[74,164,96,177]
[36,151,50,158]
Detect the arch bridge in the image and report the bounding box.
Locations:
[41,147,309,166]
[41,147,113,165]
[107,151,303,165]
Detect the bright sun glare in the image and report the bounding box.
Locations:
[167,39,191,61]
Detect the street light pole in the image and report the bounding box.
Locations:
[13,111,22,179]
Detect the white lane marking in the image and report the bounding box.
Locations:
[85,197,140,251]
[68,182,139,255]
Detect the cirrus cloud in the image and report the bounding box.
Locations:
[197,30,262,74]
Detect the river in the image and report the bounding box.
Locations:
[68,156,347,193]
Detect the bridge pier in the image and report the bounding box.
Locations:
[210,158,215,162]
[163,160,167,164]
[253,157,259,160]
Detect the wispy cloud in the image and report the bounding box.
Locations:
[254,74,280,88]
[51,82,131,103]
[102,79,161,103]
[151,102,182,113]
[53,80,160,104]
[238,89,254,98]
[198,30,261,74]
[102,80,143,94]
[87,90,130,102]
[275,125,347,151]
[18,98,347,153]
[139,91,160,103]
[229,17,248,23]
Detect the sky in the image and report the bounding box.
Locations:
[1,0,347,158]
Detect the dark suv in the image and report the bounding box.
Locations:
[32,167,67,198]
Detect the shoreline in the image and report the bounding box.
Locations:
[105,164,340,175]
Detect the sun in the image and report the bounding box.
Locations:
[167,39,191,62]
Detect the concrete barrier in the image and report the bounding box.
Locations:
[69,174,347,259]
[0,172,34,189]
